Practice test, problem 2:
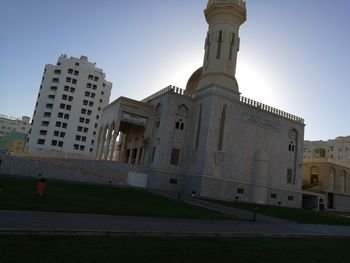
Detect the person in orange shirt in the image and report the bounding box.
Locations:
[35,178,46,197]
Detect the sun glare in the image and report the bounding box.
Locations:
[236,61,278,107]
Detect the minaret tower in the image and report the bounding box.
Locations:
[197,0,246,96]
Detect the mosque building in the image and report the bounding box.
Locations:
[96,0,305,207]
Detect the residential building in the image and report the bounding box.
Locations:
[0,115,30,152]
[25,55,112,158]
[304,136,350,166]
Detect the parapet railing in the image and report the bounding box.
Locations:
[141,85,190,103]
[141,86,304,124]
[239,96,304,124]
[0,114,21,121]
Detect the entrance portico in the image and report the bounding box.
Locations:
[95,97,153,163]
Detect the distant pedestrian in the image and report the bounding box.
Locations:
[35,178,46,197]
[108,180,112,188]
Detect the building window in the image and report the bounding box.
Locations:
[216,30,223,59]
[150,147,156,163]
[195,104,202,149]
[175,118,185,130]
[43,112,51,117]
[64,86,69,91]
[83,100,88,105]
[66,105,71,111]
[68,96,73,102]
[287,168,294,184]
[62,123,67,129]
[64,114,69,120]
[52,78,59,83]
[60,132,66,138]
[50,86,57,91]
[62,95,68,100]
[48,95,55,99]
[72,79,77,85]
[288,141,295,152]
[51,140,57,146]
[54,131,59,136]
[56,121,61,127]
[86,83,92,89]
[90,93,95,98]
[83,127,88,133]
[54,69,61,74]
[68,68,73,74]
[75,62,79,66]
[170,149,180,165]
[85,91,90,97]
[58,141,63,147]
[85,119,90,124]
[218,106,227,151]
[82,136,86,142]
[60,103,65,109]
[74,144,79,150]
[66,77,71,83]
[39,130,47,136]
[89,101,94,107]
[80,145,85,151]
[88,75,93,80]
[288,196,294,201]
[76,135,81,141]
[42,121,49,127]
[70,87,75,93]
[79,118,85,123]
[270,193,277,199]
[237,188,244,194]
[37,139,45,145]
[92,84,97,90]
[46,103,53,109]
[94,76,99,82]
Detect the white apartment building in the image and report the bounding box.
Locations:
[25,55,112,158]
[304,136,350,166]
[0,115,30,139]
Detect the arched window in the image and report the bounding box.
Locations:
[288,129,298,152]
[205,33,211,61]
[216,30,223,59]
[195,104,202,149]
[175,104,188,131]
[229,32,235,61]
[155,103,161,128]
[218,106,227,151]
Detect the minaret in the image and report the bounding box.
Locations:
[197,0,246,95]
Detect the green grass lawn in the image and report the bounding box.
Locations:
[0,176,237,220]
[1,235,350,263]
[211,199,350,225]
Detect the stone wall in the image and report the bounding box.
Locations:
[0,153,146,186]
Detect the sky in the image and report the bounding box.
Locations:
[0,0,349,141]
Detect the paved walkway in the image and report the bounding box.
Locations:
[1,190,350,237]
[1,210,350,237]
[150,190,291,224]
